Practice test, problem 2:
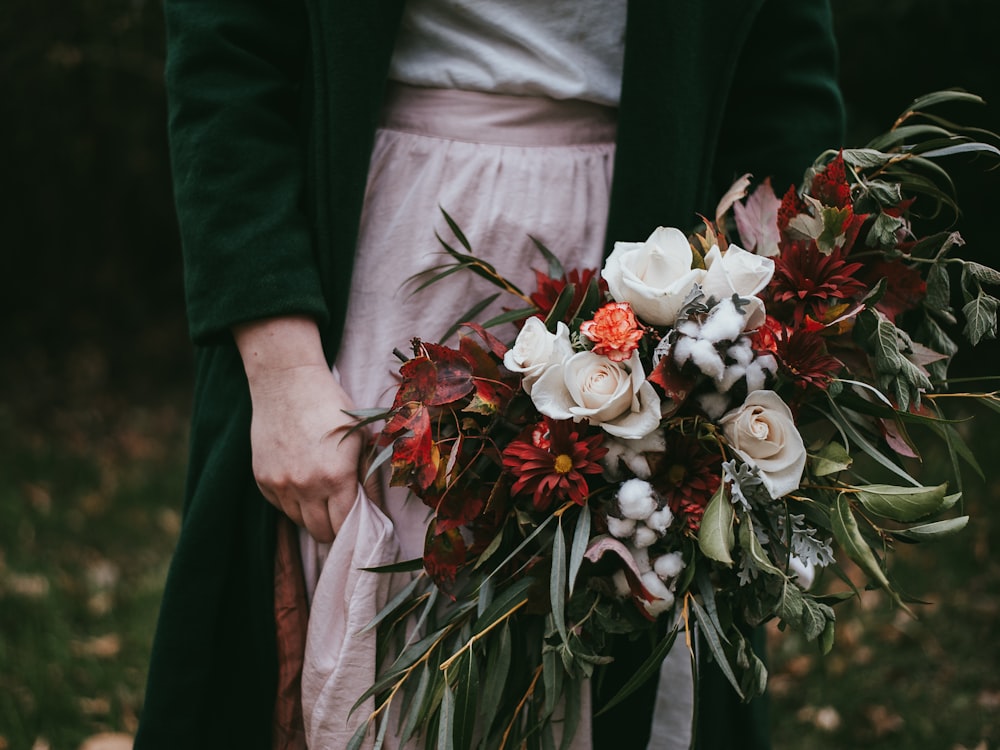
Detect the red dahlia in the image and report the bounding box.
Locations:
[768,242,866,326]
[651,431,722,534]
[502,418,607,511]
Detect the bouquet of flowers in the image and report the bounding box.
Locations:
[348,91,1000,749]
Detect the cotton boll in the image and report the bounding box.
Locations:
[699,299,746,344]
[717,363,747,393]
[633,524,658,548]
[606,515,637,539]
[653,551,686,582]
[697,391,731,420]
[677,319,701,338]
[688,339,725,379]
[745,358,775,393]
[616,478,658,520]
[604,430,667,480]
[672,336,695,368]
[727,338,754,366]
[645,506,674,535]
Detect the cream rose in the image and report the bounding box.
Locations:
[530,349,661,439]
[602,226,705,327]
[719,390,805,499]
[700,243,775,305]
[503,318,574,394]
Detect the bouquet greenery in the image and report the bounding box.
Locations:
[348,91,1000,750]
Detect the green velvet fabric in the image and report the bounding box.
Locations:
[137,1,843,747]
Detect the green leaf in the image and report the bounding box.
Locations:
[890,515,970,542]
[440,207,473,252]
[361,557,426,574]
[968,261,1000,287]
[866,123,956,151]
[697,485,734,566]
[738,517,783,578]
[830,494,895,600]
[905,89,987,112]
[825,398,921,487]
[854,483,949,522]
[542,642,564,716]
[452,653,478,750]
[963,293,999,345]
[550,517,570,648]
[690,597,744,700]
[840,148,894,169]
[810,441,853,477]
[439,293,501,342]
[480,306,537,330]
[543,283,577,330]
[924,263,952,312]
[820,619,836,655]
[399,662,432,745]
[568,505,591,596]
[437,680,455,750]
[474,577,535,635]
[346,719,370,750]
[360,572,426,633]
[920,141,1000,159]
[594,626,680,716]
[558,678,582,750]
[530,235,565,278]
[479,623,511,735]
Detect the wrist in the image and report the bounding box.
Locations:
[233,315,328,379]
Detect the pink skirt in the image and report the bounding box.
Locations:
[300,84,692,750]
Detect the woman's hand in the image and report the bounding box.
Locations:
[234,316,372,542]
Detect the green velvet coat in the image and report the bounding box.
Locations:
[136,1,844,747]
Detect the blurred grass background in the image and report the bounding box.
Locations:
[1,1,998,748]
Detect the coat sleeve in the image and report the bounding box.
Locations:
[711,0,845,196]
[164,0,327,344]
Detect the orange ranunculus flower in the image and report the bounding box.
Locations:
[580,301,645,362]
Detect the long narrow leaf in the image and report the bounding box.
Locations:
[567,505,591,596]
[826,399,921,486]
[550,517,570,648]
[530,236,565,278]
[437,680,456,750]
[440,207,473,252]
[360,573,426,634]
[453,653,479,750]
[594,627,680,716]
[440,293,501,343]
[690,598,743,699]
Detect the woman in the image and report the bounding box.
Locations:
[136,1,844,748]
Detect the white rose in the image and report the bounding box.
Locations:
[719,390,805,499]
[602,226,705,327]
[530,350,661,439]
[503,318,574,394]
[700,243,774,304]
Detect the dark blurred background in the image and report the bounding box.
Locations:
[0,1,998,748]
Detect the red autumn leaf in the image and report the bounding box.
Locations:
[424,523,467,596]
[861,260,927,322]
[460,322,509,360]
[648,355,696,409]
[433,483,488,534]
[384,403,437,490]
[391,343,475,409]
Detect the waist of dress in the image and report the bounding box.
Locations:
[379,82,619,147]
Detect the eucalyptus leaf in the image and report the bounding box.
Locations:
[697,485,734,566]
[400,662,432,745]
[437,680,455,750]
[830,494,892,593]
[890,515,970,542]
[479,622,511,736]
[550,518,570,648]
[738,517,783,577]
[690,597,743,700]
[594,626,680,715]
[810,441,853,477]
[530,236,566,279]
[439,293,501,342]
[453,653,479,750]
[568,505,591,596]
[474,577,535,635]
[854,483,949,522]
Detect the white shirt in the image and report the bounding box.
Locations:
[388,0,627,106]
